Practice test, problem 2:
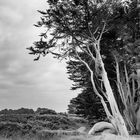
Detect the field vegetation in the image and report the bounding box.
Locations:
[1,108,140,140]
[0,108,89,140]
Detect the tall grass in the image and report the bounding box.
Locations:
[0,134,140,140]
[0,136,60,140]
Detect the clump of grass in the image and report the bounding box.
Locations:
[0,134,140,140]
[58,134,140,140]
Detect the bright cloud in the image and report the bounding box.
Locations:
[0,6,23,24]
[0,0,77,112]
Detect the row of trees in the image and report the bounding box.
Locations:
[28,0,140,136]
[0,108,57,115]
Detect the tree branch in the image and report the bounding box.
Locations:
[74,48,111,119]
[97,22,106,49]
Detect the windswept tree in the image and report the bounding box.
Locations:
[27,0,140,137]
[66,0,140,134]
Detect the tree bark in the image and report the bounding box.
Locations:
[96,50,129,137]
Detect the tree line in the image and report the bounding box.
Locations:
[0,108,57,115]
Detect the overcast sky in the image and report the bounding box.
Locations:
[0,0,77,112]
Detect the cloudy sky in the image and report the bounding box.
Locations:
[0,0,77,112]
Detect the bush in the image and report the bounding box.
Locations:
[35,108,57,115]
[0,108,34,115]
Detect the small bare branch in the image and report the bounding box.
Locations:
[88,24,99,43]
[94,27,99,35]
[124,64,132,101]
[98,22,106,42]
[114,55,127,106]
[86,45,96,61]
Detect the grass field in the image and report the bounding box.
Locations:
[0,113,89,140]
[0,134,140,140]
[0,113,140,140]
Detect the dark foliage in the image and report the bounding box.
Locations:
[0,108,34,115]
[35,108,57,115]
[67,0,140,122]
[0,108,87,138]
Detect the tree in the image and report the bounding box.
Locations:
[67,53,106,122]
[68,89,106,122]
[28,0,138,137]
[0,108,35,114]
[66,0,140,134]
[35,108,57,115]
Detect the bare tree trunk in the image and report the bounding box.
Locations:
[97,51,129,137]
[75,44,129,136]
[73,17,129,136]
[114,54,137,133]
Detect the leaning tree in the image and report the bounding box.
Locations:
[27,0,140,137]
[66,0,140,134]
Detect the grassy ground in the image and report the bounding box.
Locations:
[0,134,140,140]
[0,114,140,140]
[0,114,89,140]
[0,114,89,138]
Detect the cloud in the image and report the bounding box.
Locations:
[0,0,76,112]
[0,6,23,24]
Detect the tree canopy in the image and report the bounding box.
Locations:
[66,0,140,124]
[28,0,140,136]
